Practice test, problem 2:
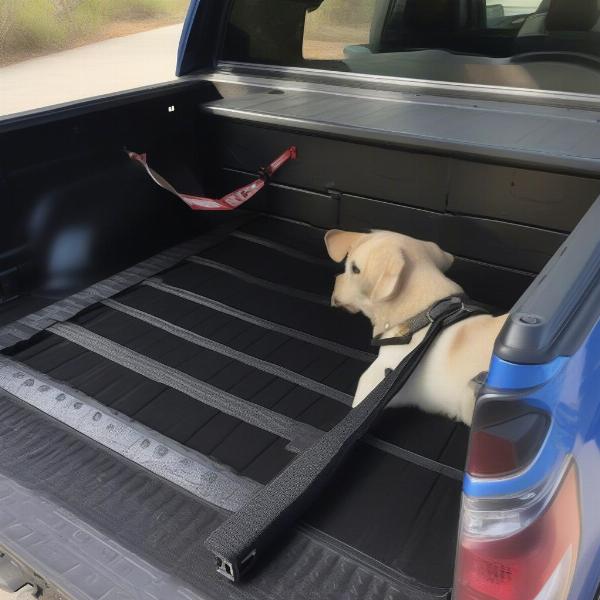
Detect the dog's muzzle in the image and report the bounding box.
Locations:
[331,296,359,313]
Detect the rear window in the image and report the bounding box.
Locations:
[222,0,600,96]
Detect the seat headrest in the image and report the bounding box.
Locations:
[403,0,457,31]
[546,0,599,31]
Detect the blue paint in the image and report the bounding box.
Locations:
[486,354,567,389]
[176,0,203,76]
[466,319,600,598]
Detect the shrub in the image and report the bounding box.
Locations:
[310,0,376,25]
[76,0,190,21]
[1,0,68,55]
[0,0,190,63]
[78,0,167,21]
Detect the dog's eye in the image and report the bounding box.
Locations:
[351,262,360,274]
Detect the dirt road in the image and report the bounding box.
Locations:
[0,24,183,118]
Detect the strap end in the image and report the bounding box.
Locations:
[210,548,257,582]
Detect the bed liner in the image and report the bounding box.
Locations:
[0,213,468,599]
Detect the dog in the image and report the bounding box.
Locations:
[325,229,507,426]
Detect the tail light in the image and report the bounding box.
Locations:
[454,459,580,600]
[467,397,550,479]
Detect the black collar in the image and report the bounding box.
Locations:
[372,294,482,347]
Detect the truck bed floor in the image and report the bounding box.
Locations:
[0,214,467,599]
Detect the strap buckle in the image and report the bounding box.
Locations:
[427,296,465,323]
[258,166,272,181]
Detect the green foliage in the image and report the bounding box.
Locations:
[1,0,68,54]
[78,0,188,21]
[310,0,376,25]
[0,0,189,61]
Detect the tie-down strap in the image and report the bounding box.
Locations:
[128,146,297,211]
[372,293,473,347]
[205,296,488,582]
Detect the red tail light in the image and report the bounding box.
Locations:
[454,461,580,600]
[467,398,550,478]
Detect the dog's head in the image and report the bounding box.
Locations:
[324,230,454,319]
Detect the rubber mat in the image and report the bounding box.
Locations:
[239,215,334,260]
[0,394,449,600]
[108,284,366,395]
[10,332,295,484]
[160,261,375,353]
[305,445,463,588]
[199,236,336,298]
[2,214,470,592]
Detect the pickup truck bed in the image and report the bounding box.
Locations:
[2,63,599,597]
[0,212,477,599]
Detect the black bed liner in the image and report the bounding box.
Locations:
[0,214,468,598]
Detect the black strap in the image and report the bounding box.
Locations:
[204,296,487,582]
[372,293,471,347]
[373,333,414,346]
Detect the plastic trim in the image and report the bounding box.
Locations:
[496,195,600,363]
[0,79,206,133]
[215,61,600,111]
[204,103,600,179]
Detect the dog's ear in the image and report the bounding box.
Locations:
[422,241,454,273]
[324,230,364,263]
[370,249,406,303]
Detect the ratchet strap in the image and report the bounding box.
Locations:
[205,295,488,582]
[127,146,297,211]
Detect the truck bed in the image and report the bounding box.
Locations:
[3,71,591,598]
[0,213,470,599]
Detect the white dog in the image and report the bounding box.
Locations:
[325,229,507,426]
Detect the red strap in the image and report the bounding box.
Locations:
[127,146,297,211]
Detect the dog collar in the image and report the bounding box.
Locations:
[371,294,480,347]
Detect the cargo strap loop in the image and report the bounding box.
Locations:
[127,146,297,211]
